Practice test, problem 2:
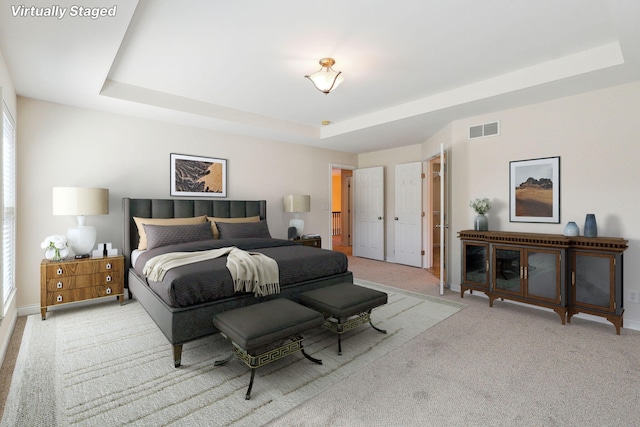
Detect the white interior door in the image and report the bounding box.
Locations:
[354,166,384,261]
[394,162,422,267]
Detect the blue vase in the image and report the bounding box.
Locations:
[564,221,580,236]
[584,214,597,238]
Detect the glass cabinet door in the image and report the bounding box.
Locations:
[572,252,614,310]
[493,246,522,295]
[463,242,489,289]
[525,249,561,303]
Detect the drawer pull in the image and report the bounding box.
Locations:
[106,275,112,282]
[56,281,63,289]
[106,263,112,270]
[57,268,63,275]
[106,287,112,295]
[57,295,63,302]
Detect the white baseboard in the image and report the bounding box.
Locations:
[19,297,123,318]
[18,304,40,317]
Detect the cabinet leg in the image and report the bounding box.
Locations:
[41,307,47,320]
[552,307,566,325]
[607,314,623,335]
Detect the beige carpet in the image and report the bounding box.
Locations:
[270,257,640,426]
[0,281,463,427]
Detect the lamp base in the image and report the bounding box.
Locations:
[67,225,96,256]
[289,218,304,237]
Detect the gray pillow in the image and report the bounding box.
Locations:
[143,222,214,250]
[216,220,272,239]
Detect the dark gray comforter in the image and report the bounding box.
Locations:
[133,238,348,307]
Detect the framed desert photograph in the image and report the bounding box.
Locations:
[170,153,227,197]
[509,156,560,223]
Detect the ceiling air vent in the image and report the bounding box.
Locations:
[469,121,500,139]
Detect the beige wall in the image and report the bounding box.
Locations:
[15,98,357,313]
[425,81,640,329]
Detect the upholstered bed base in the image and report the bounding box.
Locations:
[129,269,353,367]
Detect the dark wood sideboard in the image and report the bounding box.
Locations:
[458,230,627,334]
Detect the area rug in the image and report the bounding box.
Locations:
[1,280,465,427]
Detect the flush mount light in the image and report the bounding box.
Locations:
[305,57,344,94]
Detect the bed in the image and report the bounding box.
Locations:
[123,198,353,367]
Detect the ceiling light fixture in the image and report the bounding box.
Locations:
[305,57,344,94]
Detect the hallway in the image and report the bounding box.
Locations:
[332,234,351,256]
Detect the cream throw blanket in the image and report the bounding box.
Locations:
[142,247,280,297]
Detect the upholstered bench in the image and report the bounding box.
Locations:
[299,283,388,355]
[212,298,324,400]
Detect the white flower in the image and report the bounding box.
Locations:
[40,235,68,250]
[469,198,491,215]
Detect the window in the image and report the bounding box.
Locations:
[1,103,16,318]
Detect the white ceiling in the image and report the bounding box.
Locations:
[2,0,640,153]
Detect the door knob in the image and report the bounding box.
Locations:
[394,217,398,220]
[378,217,383,220]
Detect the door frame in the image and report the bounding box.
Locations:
[423,144,448,294]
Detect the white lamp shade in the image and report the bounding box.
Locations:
[306,70,344,93]
[53,187,109,215]
[305,58,344,94]
[283,195,310,213]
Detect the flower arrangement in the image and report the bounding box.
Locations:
[469,198,491,215]
[41,235,69,261]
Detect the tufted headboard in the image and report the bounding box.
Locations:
[122,198,267,272]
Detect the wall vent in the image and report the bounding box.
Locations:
[469,121,500,139]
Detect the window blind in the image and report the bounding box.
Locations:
[1,104,16,317]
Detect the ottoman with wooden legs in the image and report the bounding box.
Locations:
[212,298,324,400]
[299,283,388,355]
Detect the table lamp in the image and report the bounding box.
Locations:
[283,195,310,237]
[53,187,109,256]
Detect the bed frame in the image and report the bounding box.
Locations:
[123,198,353,367]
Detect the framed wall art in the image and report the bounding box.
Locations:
[170,153,227,197]
[509,156,560,223]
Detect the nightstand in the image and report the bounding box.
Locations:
[294,237,321,248]
[40,255,125,320]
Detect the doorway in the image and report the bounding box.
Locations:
[331,166,353,256]
[427,159,441,278]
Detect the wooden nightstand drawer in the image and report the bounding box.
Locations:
[45,271,122,291]
[47,284,123,306]
[41,256,125,320]
[44,258,123,277]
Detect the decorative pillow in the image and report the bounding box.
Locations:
[133,215,207,250]
[143,222,214,250]
[207,215,261,239]
[216,220,272,239]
